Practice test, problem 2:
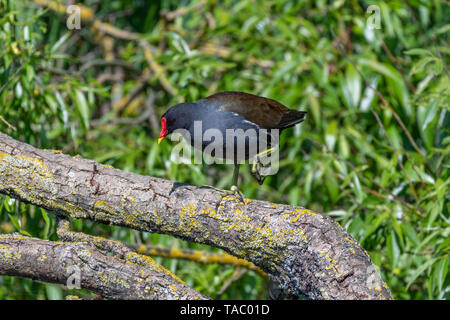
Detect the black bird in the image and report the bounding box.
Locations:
[158,91,306,197]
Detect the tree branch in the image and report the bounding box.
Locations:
[0,132,392,299]
[131,243,268,278]
[0,233,207,300]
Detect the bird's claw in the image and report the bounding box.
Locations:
[219,185,245,203]
[198,185,245,208]
[251,156,267,185]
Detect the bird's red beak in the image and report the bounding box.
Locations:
[158,117,168,144]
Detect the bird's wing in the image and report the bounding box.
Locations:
[203,91,305,129]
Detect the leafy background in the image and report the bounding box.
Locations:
[0,0,448,299]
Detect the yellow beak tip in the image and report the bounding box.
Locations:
[158,137,164,144]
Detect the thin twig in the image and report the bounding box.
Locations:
[369,109,419,202]
[216,267,247,297]
[111,70,150,112]
[139,40,179,98]
[0,64,24,96]
[161,0,207,21]
[0,116,17,131]
[144,91,160,133]
[78,59,137,74]
[91,102,153,127]
[380,39,416,93]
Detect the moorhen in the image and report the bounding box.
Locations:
[158,91,306,199]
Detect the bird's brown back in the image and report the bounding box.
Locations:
[204,91,298,129]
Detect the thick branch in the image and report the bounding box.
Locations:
[0,233,206,299]
[0,132,392,299]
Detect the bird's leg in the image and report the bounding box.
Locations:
[251,145,278,185]
[232,162,240,187]
[230,163,244,200]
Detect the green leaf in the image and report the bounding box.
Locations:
[352,174,363,203]
[55,91,69,128]
[46,284,63,300]
[359,59,402,83]
[387,126,402,150]
[426,205,440,227]
[50,32,71,53]
[73,89,90,129]
[406,258,435,290]
[404,48,433,56]
[307,92,321,129]
[410,56,434,75]
[167,32,192,55]
[360,211,390,244]
[345,64,361,108]
[391,216,404,247]
[433,59,443,75]
[360,76,378,111]
[437,237,450,255]
[8,213,21,231]
[434,24,450,35]
[41,208,50,239]
[8,214,31,237]
[387,231,400,269]
[325,121,338,151]
[419,99,439,131]
[432,257,448,296]
[338,134,350,159]
[325,173,339,203]
[303,169,314,199]
[44,94,58,114]
[3,196,14,212]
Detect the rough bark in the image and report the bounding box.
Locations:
[0,233,207,299]
[0,132,392,299]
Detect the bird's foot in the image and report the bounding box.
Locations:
[218,185,245,204]
[198,185,245,207]
[251,156,268,185]
[251,146,278,185]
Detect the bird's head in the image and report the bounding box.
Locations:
[158,103,195,144]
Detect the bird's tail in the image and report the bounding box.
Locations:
[277,110,307,129]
